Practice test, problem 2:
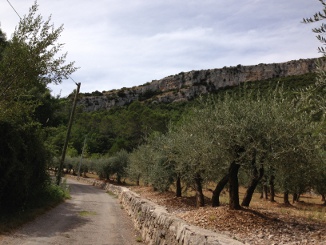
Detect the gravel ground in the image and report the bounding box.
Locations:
[130,186,326,245]
[0,179,143,245]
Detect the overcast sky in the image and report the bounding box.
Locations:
[0,0,323,97]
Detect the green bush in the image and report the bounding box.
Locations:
[0,121,50,213]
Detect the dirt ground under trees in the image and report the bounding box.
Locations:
[130,186,326,245]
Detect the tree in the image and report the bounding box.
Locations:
[303,0,326,116]
[128,144,159,187]
[0,2,78,120]
[302,0,326,203]
[0,1,77,213]
[303,0,326,57]
[0,28,7,60]
[159,107,225,207]
[167,86,319,209]
[110,149,129,184]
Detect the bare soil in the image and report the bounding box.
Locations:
[129,186,326,245]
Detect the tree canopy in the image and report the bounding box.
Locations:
[0,2,77,213]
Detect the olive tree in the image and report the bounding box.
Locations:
[301,0,326,203]
[110,149,129,183]
[161,107,225,207]
[181,87,320,209]
[128,144,157,186]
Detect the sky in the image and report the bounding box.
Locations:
[0,0,323,97]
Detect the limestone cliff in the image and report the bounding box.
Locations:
[78,58,317,112]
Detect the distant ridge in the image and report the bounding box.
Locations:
[78,58,318,112]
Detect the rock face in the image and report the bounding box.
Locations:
[78,58,317,112]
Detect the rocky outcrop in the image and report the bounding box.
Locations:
[71,176,242,245]
[78,58,317,112]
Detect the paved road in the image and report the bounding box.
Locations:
[0,179,143,245]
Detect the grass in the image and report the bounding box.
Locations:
[78,210,97,216]
[106,190,118,198]
[0,205,54,234]
[0,180,70,234]
[136,236,143,242]
[208,215,217,221]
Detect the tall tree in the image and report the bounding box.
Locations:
[0,2,78,121]
[0,28,7,60]
[0,2,77,212]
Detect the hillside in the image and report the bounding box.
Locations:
[78,58,317,112]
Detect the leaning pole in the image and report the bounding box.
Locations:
[56,82,81,185]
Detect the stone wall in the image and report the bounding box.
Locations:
[70,176,242,245]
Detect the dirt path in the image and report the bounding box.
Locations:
[0,179,143,245]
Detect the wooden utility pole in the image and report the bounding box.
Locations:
[77,135,87,180]
[56,82,81,185]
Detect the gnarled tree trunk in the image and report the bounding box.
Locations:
[176,175,182,197]
[263,183,269,200]
[194,173,205,207]
[322,194,326,205]
[241,164,264,207]
[212,173,229,207]
[292,193,298,203]
[229,161,241,210]
[117,174,121,184]
[284,191,290,205]
[270,175,275,202]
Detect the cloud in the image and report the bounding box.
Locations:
[0,0,323,96]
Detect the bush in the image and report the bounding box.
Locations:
[0,121,50,213]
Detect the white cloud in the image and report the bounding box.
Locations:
[0,0,323,96]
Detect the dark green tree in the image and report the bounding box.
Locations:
[0,28,7,60]
[0,2,77,212]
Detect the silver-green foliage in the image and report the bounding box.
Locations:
[131,86,322,206]
[302,0,326,197]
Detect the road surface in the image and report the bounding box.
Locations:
[0,178,143,245]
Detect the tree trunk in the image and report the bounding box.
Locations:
[194,173,205,207]
[117,174,121,184]
[241,164,264,207]
[297,193,301,202]
[293,193,298,203]
[229,161,241,210]
[284,191,290,205]
[212,173,229,207]
[263,184,268,200]
[321,194,326,205]
[176,175,182,197]
[270,175,275,202]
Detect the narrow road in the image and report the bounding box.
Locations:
[0,179,143,245]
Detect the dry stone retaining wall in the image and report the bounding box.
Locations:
[69,176,242,245]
